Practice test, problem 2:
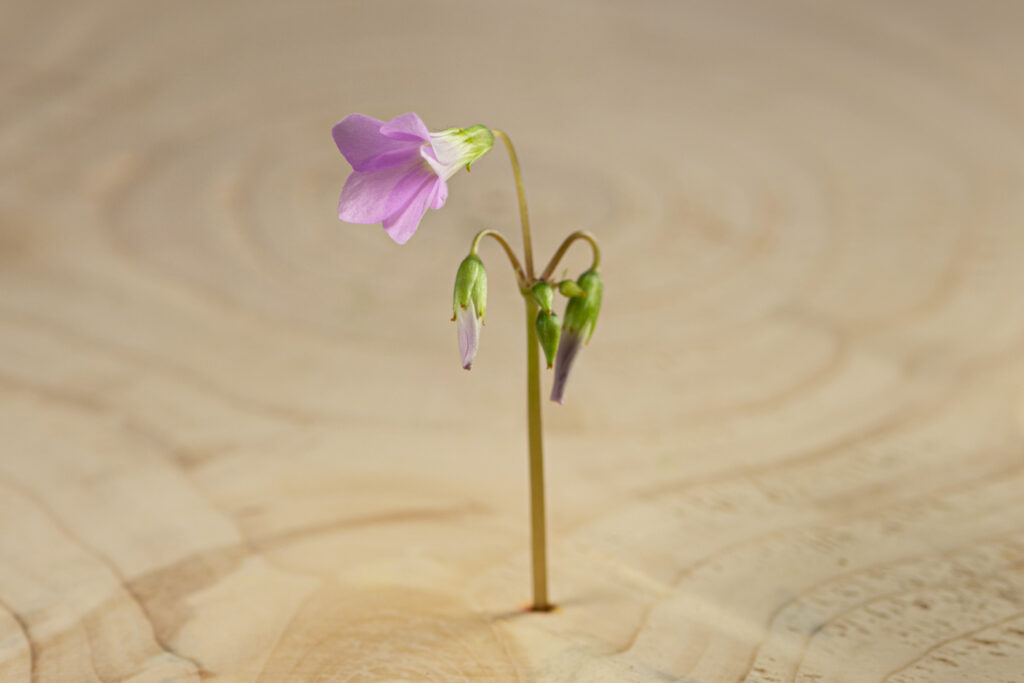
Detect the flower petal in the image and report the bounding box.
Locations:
[420,143,461,182]
[338,161,421,224]
[379,112,431,143]
[429,176,448,210]
[428,132,465,167]
[382,173,439,244]
[456,303,481,370]
[384,164,437,216]
[550,331,582,404]
[332,114,421,172]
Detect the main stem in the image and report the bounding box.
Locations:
[525,297,549,611]
[493,129,550,611]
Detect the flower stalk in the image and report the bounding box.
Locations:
[469,229,527,290]
[540,230,602,282]
[524,295,550,611]
[492,128,551,611]
[465,131,603,611]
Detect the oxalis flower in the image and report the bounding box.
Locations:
[332,113,494,244]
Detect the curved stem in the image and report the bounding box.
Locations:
[538,230,602,282]
[491,130,535,280]
[470,229,528,291]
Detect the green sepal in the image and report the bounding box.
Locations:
[431,125,495,171]
[453,254,487,320]
[472,260,487,321]
[531,281,555,314]
[562,269,602,343]
[557,280,586,298]
[535,310,562,369]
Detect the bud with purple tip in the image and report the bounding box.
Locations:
[452,254,487,370]
[550,269,602,404]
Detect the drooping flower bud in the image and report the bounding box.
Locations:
[557,280,586,299]
[531,281,555,315]
[535,310,561,369]
[551,269,603,404]
[452,254,487,369]
[429,125,495,175]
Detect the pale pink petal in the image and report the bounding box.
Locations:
[332,114,420,172]
[355,147,425,172]
[379,112,431,142]
[456,303,481,370]
[382,174,439,244]
[429,176,448,210]
[338,161,421,224]
[427,133,464,167]
[384,163,438,215]
[420,144,461,182]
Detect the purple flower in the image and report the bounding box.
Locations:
[332,113,494,244]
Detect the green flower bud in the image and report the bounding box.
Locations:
[535,310,562,369]
[562,269,602,344]
[452,254,487,370]
[557,280,586,298]
[452,254,487,321]
[429,125,495,172]
[551,270,602,404]
[531,281,555,314]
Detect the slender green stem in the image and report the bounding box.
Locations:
[469,229,528,291]
[492,130,535,279]
[538,230,602,282]
[524,297,550,611]
[493,128,550,611]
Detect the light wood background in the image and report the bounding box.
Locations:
[3,0,1024,680]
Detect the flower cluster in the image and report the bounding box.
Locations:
[333,112,602,403]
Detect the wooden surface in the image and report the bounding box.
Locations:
[3,0,1024,680]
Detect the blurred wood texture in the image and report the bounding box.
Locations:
[3,0,1024,681]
